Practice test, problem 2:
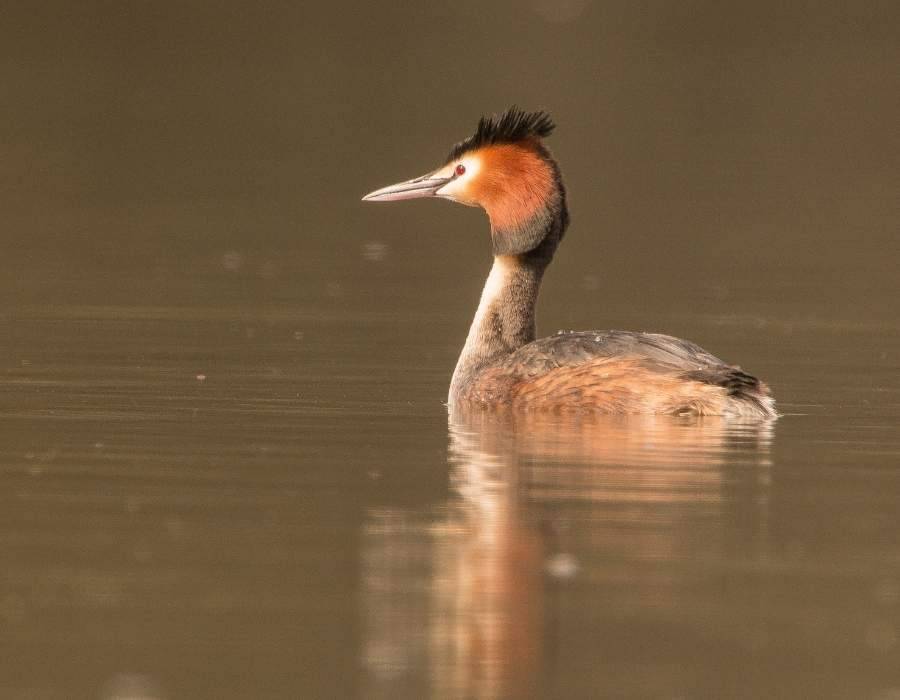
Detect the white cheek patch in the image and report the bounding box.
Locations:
[435,155,482,202]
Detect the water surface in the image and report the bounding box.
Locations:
[2,1,899,697]
[1,294,898,699]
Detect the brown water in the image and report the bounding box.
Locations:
[3,2,900,699]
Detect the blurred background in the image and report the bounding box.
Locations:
[1,2,899,699]
[3,0,898,318]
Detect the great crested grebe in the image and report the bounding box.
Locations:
[363,107,776,419]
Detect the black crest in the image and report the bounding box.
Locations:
[446,106,556,163]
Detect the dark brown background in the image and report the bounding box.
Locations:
[3,1,897,317]
[1,3,899,699]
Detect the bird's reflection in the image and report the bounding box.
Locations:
[362,409,774,699]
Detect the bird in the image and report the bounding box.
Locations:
[362,107,776,419]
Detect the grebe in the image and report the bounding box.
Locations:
[363,107,776,418]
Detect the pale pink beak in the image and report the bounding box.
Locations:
[362,171,453,202]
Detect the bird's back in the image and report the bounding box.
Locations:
[454,330,776,419]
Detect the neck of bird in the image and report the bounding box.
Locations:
[449,213,562,403]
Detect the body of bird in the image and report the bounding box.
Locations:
[363,107,776,419]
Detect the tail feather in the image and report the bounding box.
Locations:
[684,366,777,419]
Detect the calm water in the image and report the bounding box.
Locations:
[3,1,899,698]
[1,284,898,699]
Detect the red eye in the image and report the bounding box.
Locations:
[455,163,466,176]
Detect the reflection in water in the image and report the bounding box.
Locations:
[362,409,774,699]
[100,673,167,700]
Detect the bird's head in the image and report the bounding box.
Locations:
[363,107,568,257]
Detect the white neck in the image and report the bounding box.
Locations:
[448,255,542,403]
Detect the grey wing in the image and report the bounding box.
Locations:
[493,330,774,417]
[506,330,728,374]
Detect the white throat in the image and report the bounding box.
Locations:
[463,256,514,348]
[449,256,517,401]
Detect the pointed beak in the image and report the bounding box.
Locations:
[361,171,453,202]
